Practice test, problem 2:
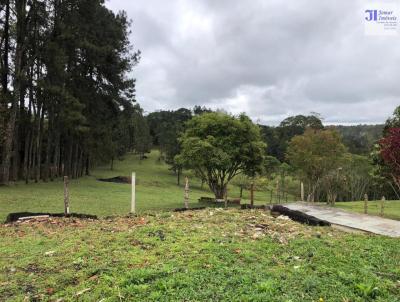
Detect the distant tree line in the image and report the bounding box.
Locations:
[331,124,384,155]
[0,0,142,184]
[147,105,400,202]
[260,114,324,162]
[146,106,210,184]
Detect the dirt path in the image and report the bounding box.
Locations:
[283,203,400,237]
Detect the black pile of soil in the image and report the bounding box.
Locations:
[271,205,331,226]
[5,212,98,223]
[97,176,131,184]
[240,204,269,210]
[174,207,206,212]
[198,197,215,203]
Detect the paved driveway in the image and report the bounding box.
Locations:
[283,203,400,238]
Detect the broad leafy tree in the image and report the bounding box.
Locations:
[279,114,324,129]
[286,129,346,201]
[379,128,400,193]
[373,106,400,199]
[176,112,265,199]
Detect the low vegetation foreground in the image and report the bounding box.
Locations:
[1,209,399,302]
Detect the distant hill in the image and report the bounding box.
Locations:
[328,124,384,155]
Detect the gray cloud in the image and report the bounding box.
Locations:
[107,0,399,125]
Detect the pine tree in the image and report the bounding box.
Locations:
[0,0,139,184]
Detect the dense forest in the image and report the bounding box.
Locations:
[0,0,146,185]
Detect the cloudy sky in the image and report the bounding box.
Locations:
[106,0,399,125]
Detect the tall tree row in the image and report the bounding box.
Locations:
[147,108,192,184]
[0,0,140,185]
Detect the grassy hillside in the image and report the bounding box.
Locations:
[0,150,291,222]
[1,209,399,301]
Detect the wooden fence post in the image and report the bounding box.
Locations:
[301,182,304,202]
[364,193,368,214]
[250,182,254,206]
[380,196,385,217]
[131,172,136,214]
[184,177,189,209]
[64,176,70,216]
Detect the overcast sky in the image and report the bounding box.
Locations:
[106,0,399,125]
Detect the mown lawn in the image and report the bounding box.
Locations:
[336,201,400,221]
[1,209,399,301]
[0,150,292,222]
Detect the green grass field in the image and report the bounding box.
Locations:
[0,150,290,222]
[336,201,400,221]
[1,209,399,301]
[2,151,400,301]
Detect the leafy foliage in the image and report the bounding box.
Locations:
[332,124,384,155]
[279,114,324,129]
[384,105,400,131]
[263,156,281,179]
[176,113,266,198]
[287,129,346,201]
[260,114,324,161]
[379,128,400,193]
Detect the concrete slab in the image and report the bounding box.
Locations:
[282,203,400,238]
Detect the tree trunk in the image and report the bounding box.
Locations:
[1,74,16,184]
[66,138,73,177]
[44,112,53,182]
[1,0,10,92]
[11,116,20,181]
[35,109,44,182]
[85,155,90,176]
[0,79,18,184]
[0,0,10,135]
[23,129,30,183]
[177,168,181,186]
[212,185,226,199]
[1,0,27,185]
[27,125,35,183]
[52,132,60,180]
[72,144,79,178]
